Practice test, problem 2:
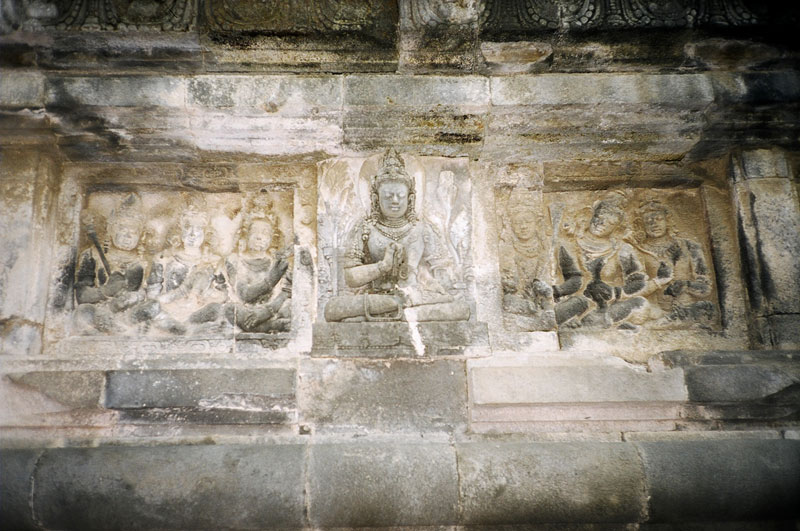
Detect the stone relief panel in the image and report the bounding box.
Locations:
[16,0,195,30]
[203,0,398,42]
[498,186,718,332]
[314,149,486,357]
[318,149,473,323]
[480,0,759,34]
[69,188,293,339]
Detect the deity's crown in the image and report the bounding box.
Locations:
[108,193,144,230]
[372,148,415,194]
[638,198,669,216]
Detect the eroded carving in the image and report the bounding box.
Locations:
[498,187,718,331]
[23,0,196,30]
[203,0,397,40]
[480,0,758,33]
[321,149,471,323]
[70,189,293,338]
[632,198,714,325]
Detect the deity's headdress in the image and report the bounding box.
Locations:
[591,190,627,219]
[637,199,669,217]
[180,200,209,229]
[370,149,417,222]
[107,193,144,233]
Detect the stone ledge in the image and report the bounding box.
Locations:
[3,439,797,528]
[312,321,489,358]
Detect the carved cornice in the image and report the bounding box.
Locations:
[480,0,760,33]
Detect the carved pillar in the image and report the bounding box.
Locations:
[732,148,800,348]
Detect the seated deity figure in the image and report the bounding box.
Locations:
[499,188,584,325]
[555,193,649,329]
[324,150,470,322]
[225,207,291,333]
[74,194,151,334]
[633,199,714,323]
[146,204,229,334]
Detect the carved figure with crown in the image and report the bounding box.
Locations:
[145,199,230,335]
[73,193,154,334]
[323,150,470,323]
[224,194,292,333]
[553,192,650,329]
[631,198,714,325]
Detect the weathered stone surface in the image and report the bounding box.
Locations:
[685,364,799,403]
[480,42,553,74]
[308,442,458,527]
[7,370,104,408]
[33,445,306,530]
[767,314,800,349]
[105,368,295,408]
[735,177,800,316]
[343,75,488,155]
[0,448,41,531]
[685,40,782,70]
[638,440,800,522]
[457,442,646,524]
[491,74,714,107]
[187,75,343,155]
[312,322,488,357]
[0,70,45,108]
[46,76,187,108]
[298,359,466,433]
[471,366,686,405]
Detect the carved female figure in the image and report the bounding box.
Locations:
[74,194,150,334]
[555,193,648,328]
[324,150,470,322]
[225,207,291,333]
[633,199,714,323]
[146,204,229,334]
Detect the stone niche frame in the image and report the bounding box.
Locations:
[312,151,489,357]
[475,162,751,363]
[42,161,318,359]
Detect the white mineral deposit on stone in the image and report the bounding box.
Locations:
[403,306,426,357]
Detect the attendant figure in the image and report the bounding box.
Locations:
[74,194,149,334]
[226,208,291,333]
[555,193,649,329]
[633,199,714,324]
[146,204,229,335]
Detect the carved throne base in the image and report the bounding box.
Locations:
[311,321,489,358]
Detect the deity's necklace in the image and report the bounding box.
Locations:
[371,218,415,242]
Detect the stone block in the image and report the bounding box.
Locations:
[685,365,798,403]
[490,74,714,107]
[312,321,488,357]
[737,178,800,315]
[343,75,488,155]
[0,321,41,357]
[345,75,488,107]
[45,76,186,108]
[638,440,800,522]
[105,369,296,424]
[457,442,646,524]
[732,148,791,180]
[685,39,781,70]
[187,75,343,111]
[308,442,458,527]
[0,448,41,531]
[768,314,800,349]
[7,371,104,409]
[470,366,687,405]
[0,70,45,108]
[480,42,553,74]
[298,359,467,433]
[32,445,306,530]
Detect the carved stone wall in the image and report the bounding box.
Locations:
[1,3,800,528]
